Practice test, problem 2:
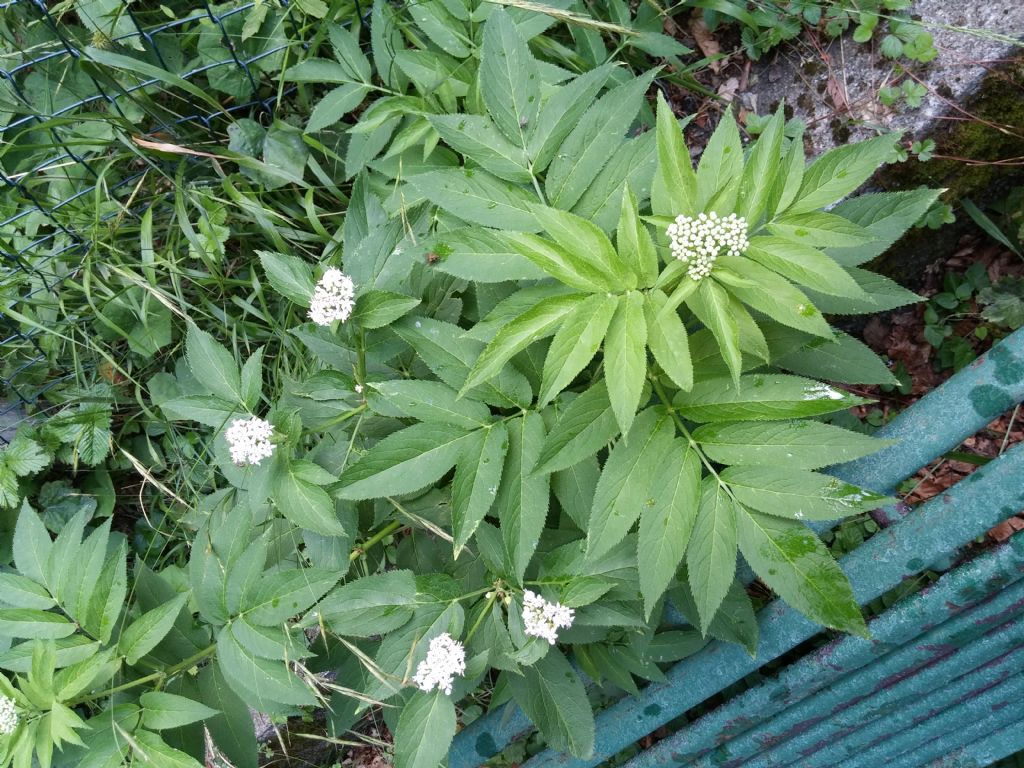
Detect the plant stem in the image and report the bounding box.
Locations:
[464,591,498,643]
[70,643,218,707]
[350,520,402,561]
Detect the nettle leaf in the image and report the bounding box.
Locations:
[693,420,890,470]
[312,570,417,637]
[258,250,315,306]
[604,291,648,436]
[723,465,892,521]
[617,184,660,287]
[273,464,347,536]
[185,323,242,405]
[653,91,696,217]
[645,290,693,391]
[479,7,540,149]
[428,114,532,183]
[539,293,619,406]
[767,212,874,248]
[828,189,943,266]
[736,506,868,637]
[531,204,634,290]
[352,291,421,329]
[686,477,738,634]
[639,442,701,618]
[425,228,547,283]
[338,423,473,500]
[675,374,870,422]
[462,293,581,393]
[716,255,832,338]
[369,380,491,429]
[787,134,899,215]
[140,692,219,730]
[395,691,457,768]
[497,413,549,583]
[407,168,540,231]
[507,647,595,759]
[687,278,742,385]
[586,407,674,560]
[452,423,509,555]
[119,593,188,665]
[745,237,867,299]
[529,64,613,172]
[696,109,743,211]
[536,381,620,474]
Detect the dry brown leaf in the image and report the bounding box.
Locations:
[132,135,220,158]
[690,15,721,72]
[717,77,740,102]
[826,75,848,112]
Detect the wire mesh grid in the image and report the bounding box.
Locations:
[0,0,298,442]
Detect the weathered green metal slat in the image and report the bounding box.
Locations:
[664,554,1024,768]
[449,328,1024,768]
[933,718,1024,767]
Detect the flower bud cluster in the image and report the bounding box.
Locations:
[521,590,574,645]
[309,268,356,326]
[412,633,466,696]
[0,695,18,736]
[224,416,276,466]
[667,211,749,280]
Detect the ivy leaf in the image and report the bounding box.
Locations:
[604,291,648,437]
[535,381,620,474]
[645,291,693,392]
[338,423,473,500]
[587,407,674,561]
[722,466,893,520]
[675,374,870,423]
[639,442,701,619]
[497,414,549,584]
[185,323,241,405]
[395,692,457,768]
[479,7,540,148]
[685,478,738,634]
[787,134,899,215]
[652,91,697,217]
[539,294,619,406]
[736,506,868,637]
[452,423,509,556]
[258,250,315,306]
[119,593,188,665]
[140,692,219,730]
[507,648,595,759]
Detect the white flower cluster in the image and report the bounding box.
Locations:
[412,633,466,696]
[224,416,275,466]
[309,268,356,326]
[667,211,749,280]
[521,590,574,645]
[0,695,18,736]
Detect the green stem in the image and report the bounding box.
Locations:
[318,402,367,431]
[70,643,217,707]
[349,520,402,561]
[464,591,498,644]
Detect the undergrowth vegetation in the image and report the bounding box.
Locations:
[0,1,1015,767]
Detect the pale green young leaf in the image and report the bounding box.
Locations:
[803,267,923,315]
[616,184,660,288]
[767,212,874,248]
[119,593,188,665]
[546,69,657,210]
[497,413,549,583]
[692,420,891,470]
[685,478,738,634]
[736,108,784,225]
[338,423,472,500]
[571,131,657,234]
[312,570,417,637]
[217,626,317,708]
[722,466,893,520]
[529,64,614,171]
[274,467,347,536]
[406,169,540,232]
[185,323,242,405]
[479,7,540,147]
[736,506,868,637]
[507,648,595,759]
[425,228,547,282]
[787,134,899,215]
[463,293,581,393]
[639,442,701,619]
[140,692,219,730]
[258,250,315,307]
[768,136,806,218]
[428,114,533,183]
[769,327,898,385]
[452,423,509,555]
[714,256,833,338]
[675,374,870,422]
[245,568,340,626]
[0,608,76,639]
[745,237,869,299]
[652,91,696,216]
[395,692,457,768]
[535,381,620,474]
[369,380,491,429]
[531,204,634,289]
[604,291,648,437]
[0,573,54,610]
[587,407,674,560]
[827,189,943,266]
[686,279,742,385]
[696,109,743,210]
[645,291,693,392]
[501,232,612,292]
[539,293,619,406]
[13,500,52,587]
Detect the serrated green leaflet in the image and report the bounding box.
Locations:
[685,478,738,634]
[617,184,659,287]
[258,250,315,306]
[687,279,742,385]
[604,291,648,436]
[696,108,742,211]
[769,328,898,385]
[273,466,346,536]
[140,692,219,730]
[531,204,634,289]
[736,108,783,225]
[828,189,942,266]
[428,114,533,183]
[539,294,619,406]
[452,423,508,554]
[185,324,241,405]
[535,381,620,474]
[395,692,457,768]
[645,290,693,391]
[508,648,595,758]
[736,506,867,637]
[497,414,549,583]
[407,169,540,232]
[313,570,417,637]
[804,267,923,315]
[788,134,898,215]
[426,227,547,283]
[653,91,696,216]
[369,380,491,428]
[745,237,868,299]
[722,466,892,521]
[767,212,874,248]
[119,594,188,665]
[479,7,539,149]
[529,64,614,171]
[675,374,870,422]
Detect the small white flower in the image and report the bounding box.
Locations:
[667,211,749,281]
[309,268,356,326]
[224,416,276,466]
[354,384,364,394]
[521,590,574,645]
[412,633,466,695]
[0,694,18,736]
